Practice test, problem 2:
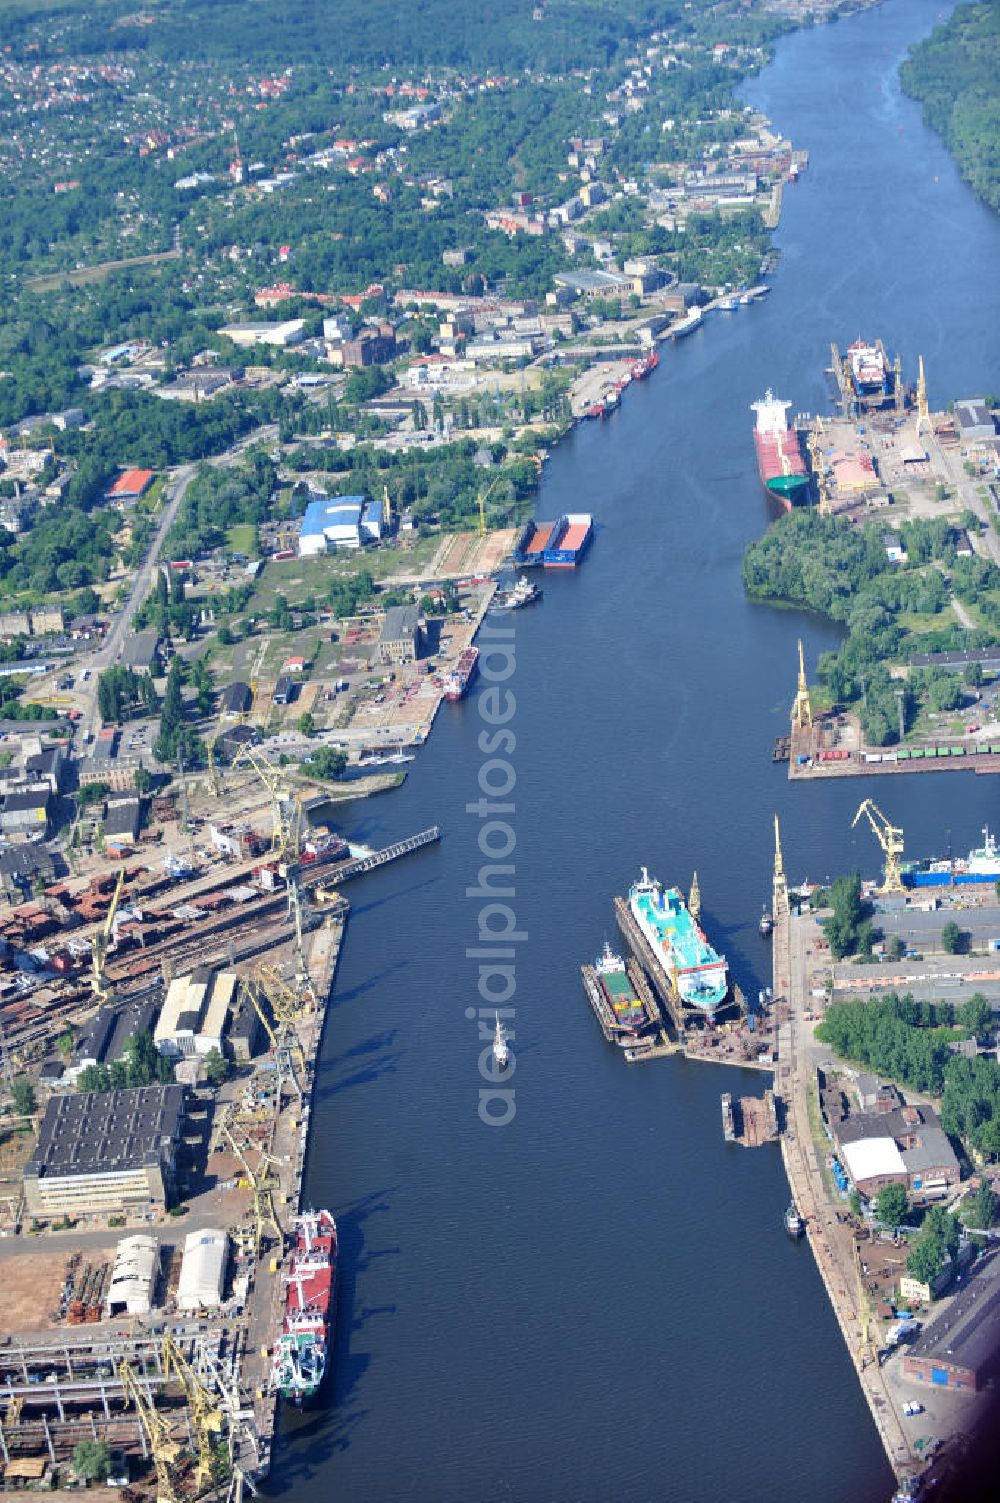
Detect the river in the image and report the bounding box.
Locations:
[271,3,1000,1500]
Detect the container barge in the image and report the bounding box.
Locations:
[750,390,810,509]
[514,513,593,568]
[580,943,660,1048]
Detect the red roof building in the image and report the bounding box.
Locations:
[109,469,155,500]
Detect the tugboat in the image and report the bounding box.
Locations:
[759,906,774,937]
[493,1014,509,1071]
[785,1202,805,1239]
[494,576,542,611]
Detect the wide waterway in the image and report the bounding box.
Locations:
[272,4,1000,1500]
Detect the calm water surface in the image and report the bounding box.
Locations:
[272,3,1000,1499]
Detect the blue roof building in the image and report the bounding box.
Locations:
[298,495,382,555]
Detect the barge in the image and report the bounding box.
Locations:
[514,513,593,568]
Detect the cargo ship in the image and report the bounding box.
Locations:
[628,868,729,1017]
[846,338,890,400]
[580,942,658,1047]
[902,826,1000,887]
[444,646,479,702]
[750,390,810,509]
[670,306,703,339]
[271,1209,337,1406]
[514,514,592,568]
[631,351,659,380]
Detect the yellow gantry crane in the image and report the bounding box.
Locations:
[162,1334,226,1496]
[791,638,813,731]
[773,814,790,920]
[91,867,126,1002]
[916,354,933,438]
[118,1359,182,1503]
[234,743,304,867]
[852,798,906,894]
[219,1110,283,1256]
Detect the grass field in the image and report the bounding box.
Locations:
[897,605,958,633]
[226,524,259,557]
[247,537,440,611]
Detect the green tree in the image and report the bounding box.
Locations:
[957,993,992,1041]
[203,1047,229,1085]
[941,920,963,955]
[12,1078,36,1118]
[297,712,315,735]
[876,1182,909,1227]
[823,873,873,960]
[907,1235,944,1286]
[973,1180,996,1230]
[306,745,347,780]
[73,1442,112,1483]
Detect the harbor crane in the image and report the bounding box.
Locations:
[791,638,813,732]
[851,799,905,894]
[91,867,126,1003]
[162,1334,226,1497]
[772,814,789,920]
[118,1359,182,1503]
[219,1107,283,1256]
[916,354,933,438]
[234,744,304,866]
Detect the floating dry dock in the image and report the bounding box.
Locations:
[613,893,745,1033]
[580,953,661,1046]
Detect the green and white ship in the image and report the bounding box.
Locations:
[628,868,729,1017]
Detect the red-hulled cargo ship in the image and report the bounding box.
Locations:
[271,1209,337,1406]
[750,390,810,510]
[444,646,479,701]
[631,351,659,380]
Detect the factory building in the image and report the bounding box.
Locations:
[177,1228,228,1311]
[104,1234,160,1318]
[154,967,237,1059]
[23,1085,184,1217]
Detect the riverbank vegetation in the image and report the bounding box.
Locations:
[901,1,1000,214]
[743,510,1000,744]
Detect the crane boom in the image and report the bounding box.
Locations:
[91,866,127,1001]
[851,798,905,893]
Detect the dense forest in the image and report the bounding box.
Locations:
[901,0,1000,213]
[6,0,691,70]
[743,510,1000,744]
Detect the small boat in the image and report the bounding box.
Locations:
[493,1013,509,1071]
[759,907,774,937]
[494,576,541,611]
[785,1203,805,1238]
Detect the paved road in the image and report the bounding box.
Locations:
[75,423,280,742]
[775,910,916,1483]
